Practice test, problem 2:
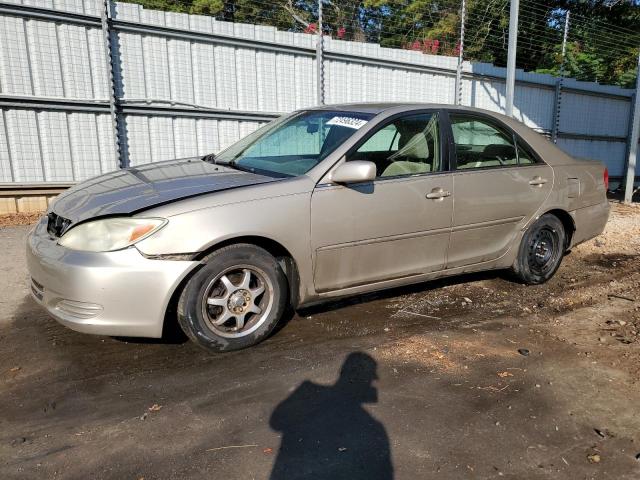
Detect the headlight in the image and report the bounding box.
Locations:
[58,217,167,252]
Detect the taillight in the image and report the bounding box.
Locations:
[603,168,609,191]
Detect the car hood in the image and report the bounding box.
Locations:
[50,158,279,225]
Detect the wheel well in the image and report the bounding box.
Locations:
[545,209,575,249]
[195,236,301,307]
[162,236,301,339]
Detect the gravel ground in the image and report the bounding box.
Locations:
[1,202,639,479]
[0,212,42,228]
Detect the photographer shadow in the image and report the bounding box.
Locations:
[269,352,393,480]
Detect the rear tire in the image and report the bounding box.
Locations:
[512,214,565,285]
[177,244,288,352]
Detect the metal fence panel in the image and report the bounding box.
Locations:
[26,20,64,97]
[39,111,73,180]
[118,32,146,98]
[68,112,103,178]
[4,109,43,181]
[0,0,637,186]
[96,113,117,171]
[557,138,628,177]
[559,92,630,138]
[0,111,13,182]
[0,16,33,95]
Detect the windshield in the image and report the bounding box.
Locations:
[212,110,374,177]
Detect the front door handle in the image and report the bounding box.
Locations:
[426,187,451,200]
[529,176,548,186]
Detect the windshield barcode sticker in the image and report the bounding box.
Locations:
[326,116,368,130]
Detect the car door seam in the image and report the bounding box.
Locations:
[452,216,525,232]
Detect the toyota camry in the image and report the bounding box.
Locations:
[27,104,610,352]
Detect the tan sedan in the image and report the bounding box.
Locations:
[27,104,610,352]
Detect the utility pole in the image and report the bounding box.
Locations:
[552,11,570,143]
[505,0,519,117]
[623,51,640,203]
[454,0,466,105]
[316,0,324,105]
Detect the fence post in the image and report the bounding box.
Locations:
[316,0,324,105]
[100,0,124,169]
[454,0,466,105]
[623,52,640,203]
[551,10,570,144]
[505,0,519,117]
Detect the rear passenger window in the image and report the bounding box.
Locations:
[450,116,517,169]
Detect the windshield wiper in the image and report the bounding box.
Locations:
[201,153,216,163]
[225,161,254,174]
[204,154,248,171]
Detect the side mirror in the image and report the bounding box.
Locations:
[330,160,376,184]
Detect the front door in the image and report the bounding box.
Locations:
[446,112,554,268]
[310,111,454,292]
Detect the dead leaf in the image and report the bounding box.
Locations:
[148,404,162,412]
[587,453,601,463]
[497,371,514,378]
[263,447,273,454]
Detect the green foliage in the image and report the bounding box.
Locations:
[127,0,190,14]
[189,0,223,15]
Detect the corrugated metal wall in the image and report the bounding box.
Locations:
[0,0,636,186]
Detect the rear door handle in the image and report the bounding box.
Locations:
[529,176,548,186]
[426,187,451,200]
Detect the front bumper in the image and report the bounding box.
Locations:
[26,218,198,338]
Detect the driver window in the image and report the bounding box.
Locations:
[450,115,518,169]
[348,113,440,178]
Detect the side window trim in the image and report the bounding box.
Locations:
[344,109,450,180]
[514,135,541,166]
[389,129,400,152]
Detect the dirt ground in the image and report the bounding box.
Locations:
[1,202,639,479]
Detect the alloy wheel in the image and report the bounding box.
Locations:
[201,265,274,338]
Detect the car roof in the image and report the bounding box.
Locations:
[309,103,526,130]
[311,102,512,120]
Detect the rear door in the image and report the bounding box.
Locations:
[445,112,553,268]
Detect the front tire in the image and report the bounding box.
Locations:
[177,244,288,352]
[512,214,565,285]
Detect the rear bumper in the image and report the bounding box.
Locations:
[571,200,610,247]
[26,218,198,338]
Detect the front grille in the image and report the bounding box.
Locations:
[47,212,71,238]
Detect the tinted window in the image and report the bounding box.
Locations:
[450,116,517,169]
[349,113,440,178]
